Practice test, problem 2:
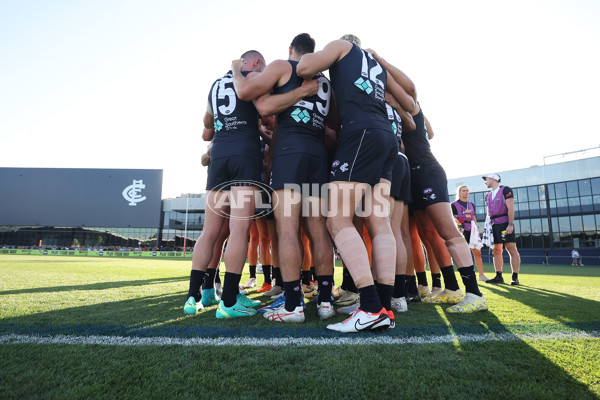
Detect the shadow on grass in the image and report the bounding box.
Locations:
[1,260,597,398]
[438,296,599,399]
[0,276,188,296]
[2,275,598,339]
[481,282,600,323]
[1,292,598,399]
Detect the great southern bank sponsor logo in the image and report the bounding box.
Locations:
[122,179,147,206]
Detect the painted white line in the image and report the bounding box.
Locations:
[1,330,598,347]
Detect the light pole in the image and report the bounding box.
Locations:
[183,196,189,257]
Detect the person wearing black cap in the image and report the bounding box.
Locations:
[483,173,521,285]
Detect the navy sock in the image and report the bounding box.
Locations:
[221,272,242,307]
[496,271,503,278]
[512,272,518,280]
[343,269,358,292]
[310,266,317,282]
[273,267,283,287]
[441,265,460,291]
[284,280,302,311]
[202,268,216,290]
[317,275,334,304]
[408,275,419,295]
[393,275,407,298]
[262,265,272,283]
[249,265,256,279]
[301,270,312,285]
[187,270,205,302]
[458,265,481,296]
[358,285,383,313]
[431,272,442,288]
[416,271,428,287]
[375,282,394,310]
[340,268,349,290]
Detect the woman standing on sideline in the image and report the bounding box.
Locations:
[451,186,490,281]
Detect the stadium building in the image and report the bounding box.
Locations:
[447,153,600,265]
[0,167,209,252]
[0,168,165,251]
[2,153,599,264]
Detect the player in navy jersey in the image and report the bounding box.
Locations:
[296,35,416,332]
[368,49,488,313]
[384,93,439,303]
[232,33,335,323]
[183,50,321,319]
[384,100,413,314]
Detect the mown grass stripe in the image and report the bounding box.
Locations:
[1,330,599,347]
[1,321,599,339]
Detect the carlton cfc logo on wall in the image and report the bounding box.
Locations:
[122,179,147,206]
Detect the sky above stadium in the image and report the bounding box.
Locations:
[1,0,599,199]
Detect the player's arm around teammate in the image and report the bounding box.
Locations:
[231,58,319,117]
[298,37,397,331]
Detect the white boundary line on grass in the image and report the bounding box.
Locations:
[1,330,599,347]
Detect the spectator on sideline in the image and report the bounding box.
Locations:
[571,248,583,266]
[451,185,490,281]
[483,173,521,285]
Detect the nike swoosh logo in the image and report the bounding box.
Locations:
[354,315,389,331]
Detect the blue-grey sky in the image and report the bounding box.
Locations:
[1,0,599,198]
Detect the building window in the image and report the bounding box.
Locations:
[555,182,567,199]
[531,218,542,234]
[571,216,584,244]
[547,184,556,200]
[529,201,540,217]
[516,187,528,203]
[568,197,581,214]
[556,198,569,215]
[591,178,600,195]
[578,179,592,196]
[528,186,539,202]
[580,196,594,213]
[558,216,571,232]
[593,195,600,212]
[539,200,548,216]
[567,181,580,198]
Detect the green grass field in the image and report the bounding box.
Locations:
[1,255,599,399]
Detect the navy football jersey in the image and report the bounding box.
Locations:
[273,61,330,158]
[402,107,438,167]
[208,70,261,160]
[329,44,390,132]
[385,103,403,147]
